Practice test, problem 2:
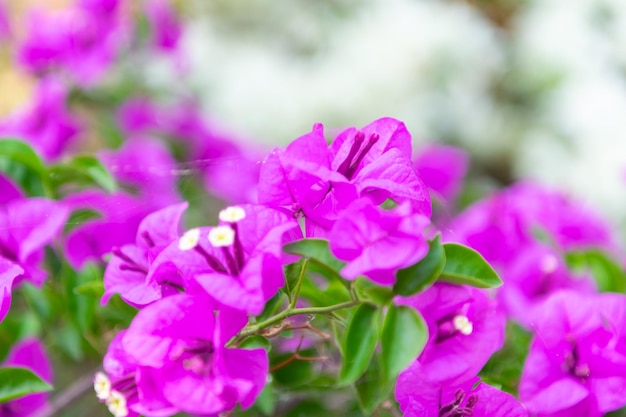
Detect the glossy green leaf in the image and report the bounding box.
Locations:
[393,235,446,296]
[439,244,502,288]
[565,250,626,293]
[239,335,271,352]
[283,239,345,277]
[254,383,276,416]
[355,355,393,415]
[381,305,428,383]
[355,278,394,306]
[48,155,117,193]
[339,303,381,386]
[0,367,52,403]
[0,139,47,176]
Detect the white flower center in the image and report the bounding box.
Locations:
[106,390,128,417]
[179,228,200,251]
[219,206,246,223]
[540,254,559,274]
[93,372,111,400]
[208,226,235,247]
[453,315,473,336]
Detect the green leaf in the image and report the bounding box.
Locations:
[0,367,52,403]
[239,335,271,352]
[0,139,49,196]
[0,139,47,176]
[64,209,103,233]
[339,303,381,386]
[254,383,276,416]
[565,250,626,293]
[355,278,394,306]
[393,235,446,296]
[283,239,345,278]
[439,244,502,288]
[48,155,117,193]
[479,321,532,395]
[354,355,393,415]
[380,305,428,383]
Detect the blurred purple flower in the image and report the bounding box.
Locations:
[398,283,505,385]
[520,290,626,416]
[414,144,469,203]
[396,362,528,417]
[499,243,596,326]
[329,198,429,285]
[146,0,181,51]
[1,338,53,417]
[0,78,80,161]
[17,0,126,85]
[447,182,616,265]
[0,198,69,322]
[0,173,22,204]
[99,137,180,207]
[121,293,267,415]
[0,1,10,41]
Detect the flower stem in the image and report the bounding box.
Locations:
[289,259,309,309]
[229,300,359,346]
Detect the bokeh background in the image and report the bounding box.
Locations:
[3,0,626,223]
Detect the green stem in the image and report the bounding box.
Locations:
[289,259,309,309]
[230,300,359,346]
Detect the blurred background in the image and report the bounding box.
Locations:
[2,0,626,225]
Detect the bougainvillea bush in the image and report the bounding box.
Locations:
[1,1,626,417]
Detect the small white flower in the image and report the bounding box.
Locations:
[179,228,200,251]
[94,372,111,400]
[219,206,246,223]
[106,390,128,417]
[208,226,235,247]
[453,315,473,336]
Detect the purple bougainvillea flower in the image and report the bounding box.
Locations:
[0,174,22,204]
[150,205,301,314]
[447,182,616,265]
[146,0,182,51]
[0,78,80,161]
[396,362,528,417]
[397,283,505,385]
[414,144,469,204]
[258,118,431,234]
[102,202,188,307]
[121,293,267,415]
[96,331,179,417]
[499,243,596,327]
[329,198,430,285]
[1,338,53,417]
[64,190,144,269]
[99,137,180,208]
[0,1,10,41]
[17,0,127,85]
[0,198,68,322]
[520,290,626,416]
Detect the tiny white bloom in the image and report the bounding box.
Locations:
[208,226,235,247]
[179,228,200,251]
[453,315,473,336]
[106,390,128,417]
[219,206,246,223]
[94,372,111,400]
